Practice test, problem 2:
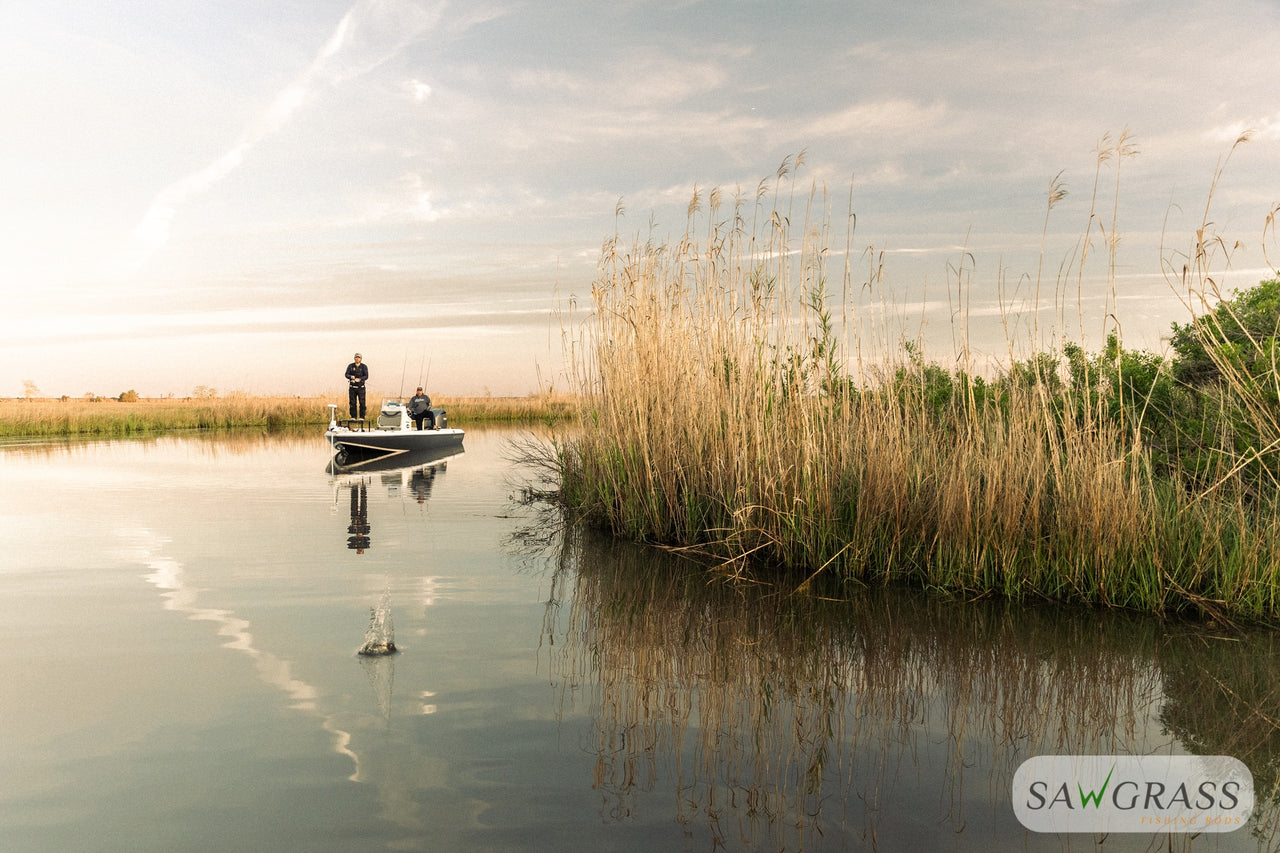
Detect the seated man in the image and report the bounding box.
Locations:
[407,386,433,430]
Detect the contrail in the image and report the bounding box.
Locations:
[119,0,440,277]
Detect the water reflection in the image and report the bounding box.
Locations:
[17,431,1280,850]
[135,442,465,798]
[330,447,462,554]
[1160,630,1280,801]
[361,653,396,727]
[347,482,371,552]
[535,523,1280,850]
[130,528,363,780]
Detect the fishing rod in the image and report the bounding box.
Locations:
[398,350,408,401]
[418,351,431,393]
[415,351,432,428]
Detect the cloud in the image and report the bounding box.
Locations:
[407,78,433,102]
[797,99,950,142]
[118,0,445,278]
[1205,112,1280,144]
[413,190,444,222]
[128,142,252,263]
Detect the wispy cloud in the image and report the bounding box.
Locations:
[118,0,444,278]
[1206,112,1280,143]
[8,0,1278,398]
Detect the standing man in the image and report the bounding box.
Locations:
[407,386,432,430]
[345,352,368,420]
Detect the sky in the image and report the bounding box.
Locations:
[2,0,1278,400]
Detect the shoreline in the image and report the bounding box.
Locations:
[0,393,577,437]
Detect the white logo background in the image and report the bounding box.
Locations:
[1013,754,1253,833]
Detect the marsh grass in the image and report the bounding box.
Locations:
[0,395,324,437]
[439,392,578,425]
[0,392,576,438]
[545,141,1280,622]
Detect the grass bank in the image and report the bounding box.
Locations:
[540,142,1280,623]
[0,392,576,438]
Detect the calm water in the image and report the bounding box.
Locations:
[2,428,1278,852]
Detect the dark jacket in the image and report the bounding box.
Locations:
[345,362,368,387]
[408,393,432,415]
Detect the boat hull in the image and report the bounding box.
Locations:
[326,426,464,465]
[326,445,463,474]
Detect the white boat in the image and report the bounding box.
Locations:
[325,400,464,466]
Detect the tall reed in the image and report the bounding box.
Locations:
[547,147,1280,622]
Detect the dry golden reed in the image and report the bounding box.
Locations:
[0,392,575,437]
[546,143,1280,622]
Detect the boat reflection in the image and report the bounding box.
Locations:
[329,448,463,554]
[347,482,371,553]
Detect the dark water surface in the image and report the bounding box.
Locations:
[2,428,1278,852]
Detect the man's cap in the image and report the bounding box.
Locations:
[354,352,362,358]
[416,386,423,391]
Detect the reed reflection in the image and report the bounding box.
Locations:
[537,524,1280,850]
[1159,630,1280,834]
